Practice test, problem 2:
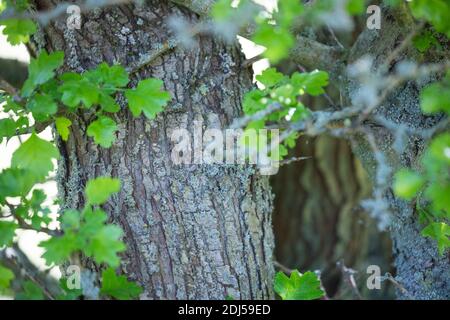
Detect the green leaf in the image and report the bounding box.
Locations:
[85,224,125,267]
[274,270,324,300]
[291,70,329,96]
[0,264,14,289]
[85,177,121,205]
[125,78,171,119]
[39,232,79,265]
[86,63,129,88]
[55,117,72,141]
[0,221,17,247]
[393,169,425,200]
[60,209,81,231]
[346,0,365,15]
[425,182,450,217]
[253,24,294,64]
[26,93,58,121]
[422,222,450,255]
[78,208,108,237]
[0,168,34,200]
[255,68,285,88]
[86,116,117,148]
[22,51,64,97]
[413,31,439,53]
[99,93,120,113]
[410,0,450,38]
[57,278,82,300]
[11,133,59,181]
[210,0,234,22]
[0,18,36,45]
[100,268,142,300]
[16,281,44,300]
[243,89,267,115]
[76,208,125,268]
[0,118,17,141]
[276,0,304,27]
[58,75,101,109]
[420,82,450,115]
[428,133,450,165]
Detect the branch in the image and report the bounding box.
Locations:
[230,102,283,129]
[0,244,60,299]
[169,0,345,73]
[290,36,345,74]
[170,0,215,17]
[336,260,362,300]
[5,202,61,237]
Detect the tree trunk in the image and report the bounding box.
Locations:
[272,135,394,299]
[33,0,274,299]
[344,5,450,299]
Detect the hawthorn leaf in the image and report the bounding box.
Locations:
[0,221,17,247]
[253,24,294,64]
[0,264,14,290]
[125,78,171,119]
[100,268,142,300]
[0,168,34,200]
[85,177,121,205]
[274,270,324,300]
[86,63,129,88]
[1,18,36,45]
[420,83,450,115]
[422,222,450,255]
[291,70,329,96]
[86,116,117,148]
[26,93,58,121]
[22,51,64,97]
[85,225,125,267]
[55,117,72,141]
[16,281,44,300]
[256,68,285,88]
[0,118,17,142]
[39,232,79,265]
[11,133,59,181]
[393,169,425,200]
[59,77,101,109]
[60,209,81,231]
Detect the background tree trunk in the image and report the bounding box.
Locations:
[0,58,27,88]
[343,5,450,299]
[32,0,274,299]
[272,131,394,299]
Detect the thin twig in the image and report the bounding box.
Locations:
[230,102,283,129]
[337,260,362,300]
[280,156,311,166]
[380,272,414,299]
[243,54,264,68]
[5,202,61,237]
[273,261,293,274]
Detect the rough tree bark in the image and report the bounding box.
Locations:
[31,0,274,299]
[26,0,450,300]
[344,6,450,299]
[271,3,449,299]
